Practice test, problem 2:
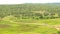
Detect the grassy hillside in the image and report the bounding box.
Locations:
[0,3,60,34]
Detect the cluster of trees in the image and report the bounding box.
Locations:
[0,3,60,19]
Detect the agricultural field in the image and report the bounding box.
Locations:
[0,3,60,34]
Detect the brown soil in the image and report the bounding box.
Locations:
[0,24,11,28]
[53,25,60,30]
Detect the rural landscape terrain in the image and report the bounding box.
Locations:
[0,3,60,34]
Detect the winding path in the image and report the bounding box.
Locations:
[19,23,60,30]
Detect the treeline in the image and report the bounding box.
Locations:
[0,3,60,19]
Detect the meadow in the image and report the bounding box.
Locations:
[0,16,60,34]
[0,3,60,34]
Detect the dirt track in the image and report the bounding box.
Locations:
[19,23,60,30]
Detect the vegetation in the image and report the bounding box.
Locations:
[0,3,60,19]
[0,3,60,34]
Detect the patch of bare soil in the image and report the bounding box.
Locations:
[0,24,11,28]
[53,25,60,30]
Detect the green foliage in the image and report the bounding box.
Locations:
[0,3,60,34]
[0,4,60,19]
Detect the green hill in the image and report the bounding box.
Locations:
[0,3,60,19]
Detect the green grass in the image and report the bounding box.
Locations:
[0,17,60,34]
